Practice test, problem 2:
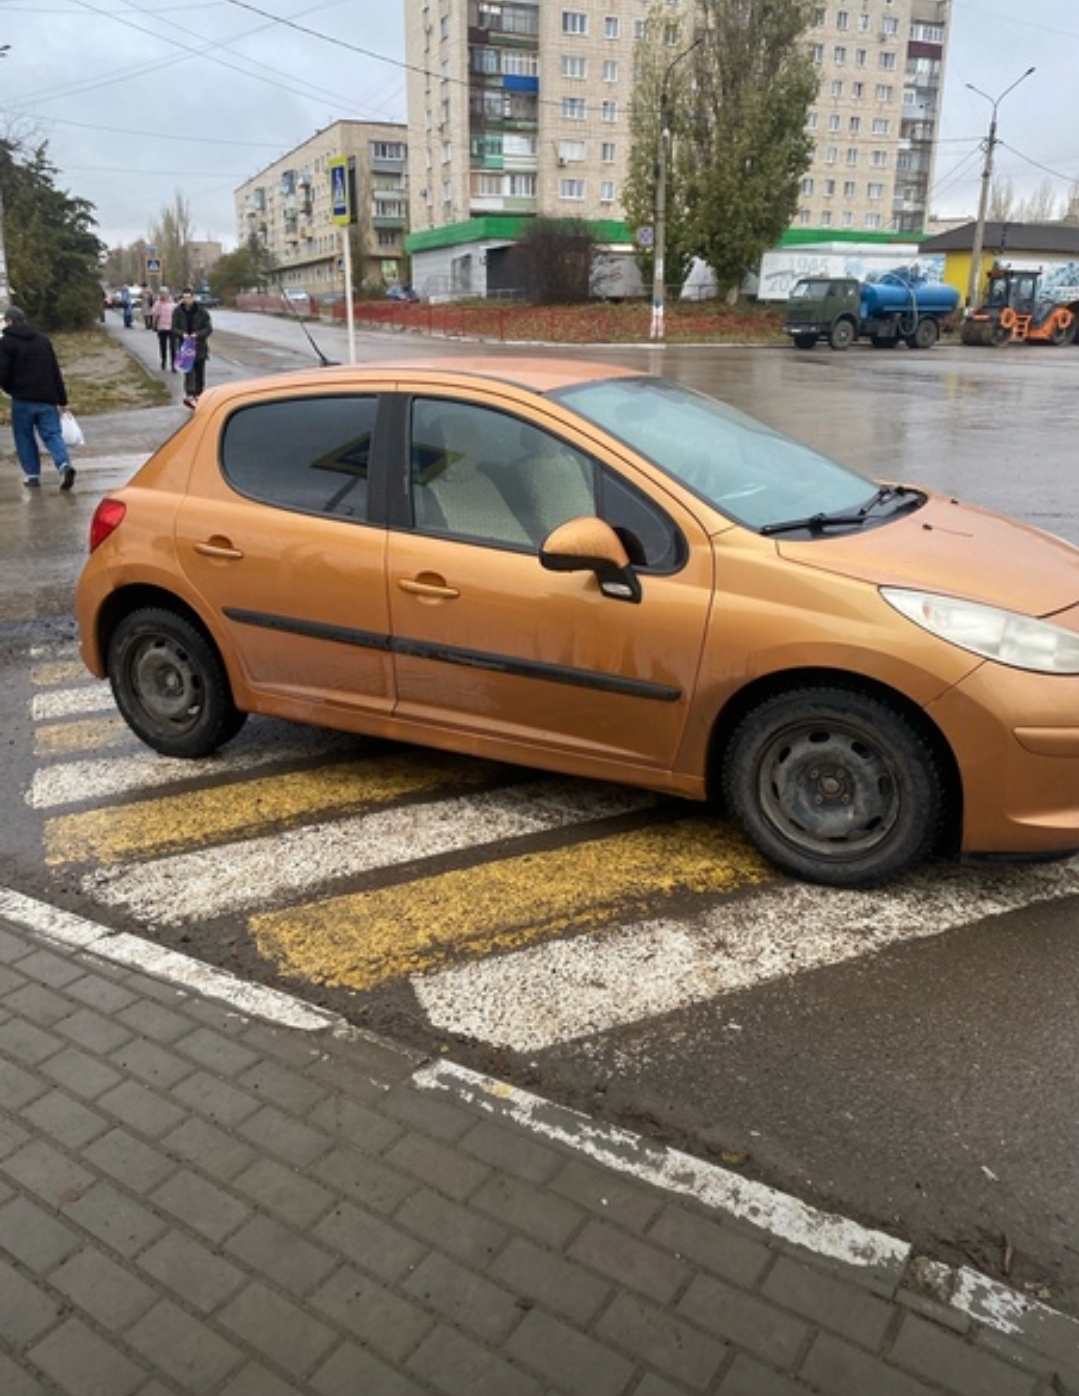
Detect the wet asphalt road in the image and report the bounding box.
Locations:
[3,310,1078,1311]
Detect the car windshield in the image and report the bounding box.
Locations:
[551,376,877,532]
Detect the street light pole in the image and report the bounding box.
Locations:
[0,45,9,306]
[650,35,702,342]
[964,66,1034,312]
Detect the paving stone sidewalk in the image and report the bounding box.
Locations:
[0,903,1076,1396]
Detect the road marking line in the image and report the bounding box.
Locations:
[44,753,505,865]
[31,687,117,721]
[26,725,363,809]
[79,783,653,924]
[29,660,87,686]
[35,717,128,757]
[249,820,770,991]
[412,857,1079,1050]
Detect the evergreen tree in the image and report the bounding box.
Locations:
[1,140,105,329]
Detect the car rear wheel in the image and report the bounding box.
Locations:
[722,687,944,886]
[906,317,940,350]
[108,607,245,758]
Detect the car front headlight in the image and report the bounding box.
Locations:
[882,587,1079,675]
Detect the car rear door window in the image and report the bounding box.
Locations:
[221,396,377,520]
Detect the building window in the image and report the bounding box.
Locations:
[601,141,616,162]
[801,176,814,195]
[830,79,843,97]
[872,117,890,135]
[825,146,837,165]
[858,12,870,30]
[865,212,882,228]
[560,178,585,199]
[562,97,586,120]
[849,115,861,133]
[824,178,835,196]
[843,179,856,197]
[799,208,813,225]
[820,211,833,226]
[559,140,586,162]
[633,18,647,39]
[881,15,899,35]
[871,149,888,167]
[868,182,884,199]
[605,15,619,38]
[836,9,849,29]
[875,84,893,102]
[852,81,864,99]
[810,43,824,64]
[562,11,587,35]
[879,51,896,70]
[807,111,819,130]
[834,45,846,64]
[562,55,587,78]
[854,48,866,68]
[842,211,853,227]
[846,147,858,165]
[828,114,840,132]
[600,180,615,202]
[507,173,536,197]
[603,59,618,82]
[601,100,618,122]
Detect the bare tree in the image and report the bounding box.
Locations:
[150,191,196,289]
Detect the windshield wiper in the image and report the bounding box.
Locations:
[760,486,921,537]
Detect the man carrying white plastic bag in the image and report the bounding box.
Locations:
[0,305,77,490]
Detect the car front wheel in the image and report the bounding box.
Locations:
[722,687,944,886]
[107,607,245,758]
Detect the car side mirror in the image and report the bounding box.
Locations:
[539,516,642,604]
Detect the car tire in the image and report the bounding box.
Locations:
[906,317,940,350]
[828,319,855,350]
[792,334,817,350]
[108,607,246,758]
[722,686,944,886]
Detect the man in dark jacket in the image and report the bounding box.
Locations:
[172,287,213,408]
[0,306,75,489]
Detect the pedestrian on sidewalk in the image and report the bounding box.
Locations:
[173,287,212,408]
[0,306,76,490]
[150,289,176,371]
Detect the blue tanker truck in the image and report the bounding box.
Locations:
[782,274,960,350]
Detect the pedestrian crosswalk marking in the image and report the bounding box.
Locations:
[77,782,653,925]
[44,752,504,865]
[248,820,770,992]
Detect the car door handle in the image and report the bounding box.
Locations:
[398,576,460,600]
[194,540,245,560]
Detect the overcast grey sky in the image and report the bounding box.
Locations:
[0,0,1075,250]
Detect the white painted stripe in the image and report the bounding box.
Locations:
[413,858,1079,1052]
[31,687,118,721]
[414,1058,910,1272]
[26,726,356,809]
[83,782,652,924]
[0,886,333,1031]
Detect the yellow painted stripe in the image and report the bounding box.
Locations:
[30,660,87,686]
[249,819,771,992]
[44,753,501,866]
[35,717,127,757]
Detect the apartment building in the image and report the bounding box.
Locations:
[234,120,409,297]
[800,0,950,234]
[404,0,950,298]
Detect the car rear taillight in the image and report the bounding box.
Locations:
[89,499,127,552]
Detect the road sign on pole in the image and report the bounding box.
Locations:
[328,157,351,226]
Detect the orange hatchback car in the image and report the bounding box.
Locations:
[76,358,1079,886]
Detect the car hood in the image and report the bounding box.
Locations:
[775,490,1079,619]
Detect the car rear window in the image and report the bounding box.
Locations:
[221,396,377,520]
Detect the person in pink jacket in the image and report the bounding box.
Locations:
[150,290,176,371]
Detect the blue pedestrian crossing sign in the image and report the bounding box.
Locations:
[329,157,351,225]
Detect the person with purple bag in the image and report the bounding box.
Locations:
[172,287,212,408]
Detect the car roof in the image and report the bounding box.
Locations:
[197,356,646,409]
